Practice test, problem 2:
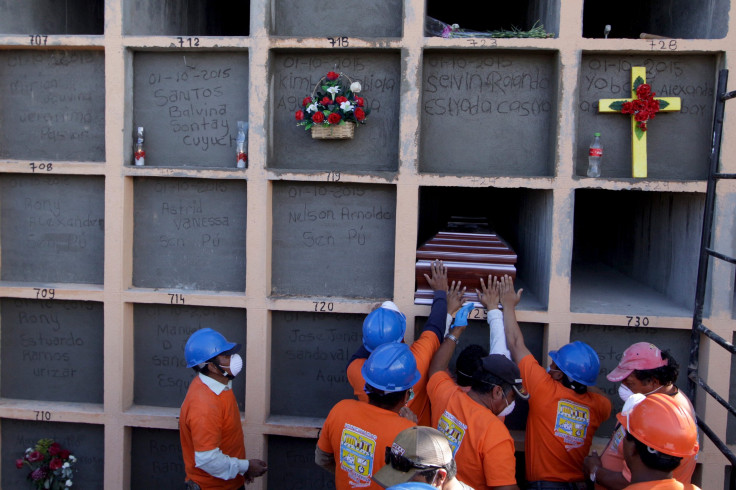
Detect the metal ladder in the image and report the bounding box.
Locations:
[687,68,736,488]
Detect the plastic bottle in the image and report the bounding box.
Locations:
[236,121,248,168]
[587,132,602,177]
[134,127,145,166]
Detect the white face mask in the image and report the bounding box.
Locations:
[618,384,634,402]
[498,399,516,418]
[220,354,243,378]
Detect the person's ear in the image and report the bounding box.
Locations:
[432,468,448,487]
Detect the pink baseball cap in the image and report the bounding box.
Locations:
[606,342,668,382]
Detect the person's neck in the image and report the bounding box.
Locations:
[203,369,230,385]
[629,469,673,484]
[467,390,493,413]
[442,477,464,489]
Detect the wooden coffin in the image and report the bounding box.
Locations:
[414,231,517,305]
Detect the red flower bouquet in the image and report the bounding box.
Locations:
[16,438,76,490]
[608,77,669,138]
[295,71,371,139]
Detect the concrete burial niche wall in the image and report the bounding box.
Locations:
[583,0,729,39]
[1,420,104,489]
[133,52,249,168]
[132,178,247,292]
[571,324,692,436]
[571,190,704,316]
[270,311,363,418]
[0,50,105,161]
[0,0,104,34]
[271,182,396,298]
[131,428,185,489]
[133,305,247,409]
[0,175,105,284]
[0,299,104,403]
[267,436,336,489]
[420,51,558,176]
[272,0,403,37]
[418,187,552,310]
[576,54,716,179]
[123,0,249,36]
[269,50,401,172]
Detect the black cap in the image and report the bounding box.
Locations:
[480,354,529,400]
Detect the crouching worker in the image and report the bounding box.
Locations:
[317,342,421,489]
[373,426,473,489]
[615,393,699,489]
[180,328,267,489]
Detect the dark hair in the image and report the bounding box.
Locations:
[192,356,218,374]
[633,350,679,386]
[365,384,408,410]
[626,432,682,472]
[456,345,487,387]
[415,459,457,483]
[559,375,588,395]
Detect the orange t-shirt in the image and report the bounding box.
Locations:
[598,390,698,489]
[179,376,246,490]
[347,331,440,426]
[317,399,416,490]
[624,479,700,489]
[519,354,612,483]
[427,371,517,490]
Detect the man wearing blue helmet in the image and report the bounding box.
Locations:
[317,342,422,490]
[179,328,267,489]
[495,275,611,489]
[347,260,466,426]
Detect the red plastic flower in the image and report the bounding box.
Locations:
[30,467,46,481]
[327,113,341,124]
[647,99,660,113]
[60,449,70,459]
[621,101,634,114]
[15,459,24,469]
[335,96,348,104]
[48,443,61,456]
[27,451,44,463]
[634,111,649,122]
[354,96,364,107]
[326,71,339,81]
[636,83,652,100]
[295,110,305,121]
[49,457,63,470]
[320,96,332,106]
[312,112,325,124]
[355,108,366,121]
[302,97,312,107]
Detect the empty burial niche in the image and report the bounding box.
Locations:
[418,187,552,311]
[272,0,403,37]
[425,0,559,38]
[583,0,728,39]
[0,0,103,34]
[124,0,250,36]
[571,189,704,316]
[571,324,692,435]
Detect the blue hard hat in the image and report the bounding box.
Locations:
[362,307,406,352]
[549,341,601,386]
[185,328,241,368]
[362,343,420,392]
[387,483,435,490]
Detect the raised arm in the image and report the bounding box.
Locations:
[476,275,511,359]
[499,275,531,363]
[428,324,466,379]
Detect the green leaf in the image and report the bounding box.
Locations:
[659,99,669,109]
[635,125,645,140]
[633,76,645,90]
[304,122,313,130]
[608,100,625,111]
[323,110,332,116]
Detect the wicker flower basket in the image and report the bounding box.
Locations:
[311,122,355,140]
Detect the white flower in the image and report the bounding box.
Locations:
[63,462,70,468]
[66,480,73,487]
[69,455,77,463]
[350,81,362,93]
[326,86,340,95]
[306,103,318,113]
[340,101,354,112]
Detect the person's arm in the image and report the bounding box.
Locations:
[428,324,466,379]
[194,448,250,480]
[315,446,336,474]
[477,275,511,359]
[444,280,466,336]
[582,451,629,489]
[424,260,458,343]
[499,275,531,363]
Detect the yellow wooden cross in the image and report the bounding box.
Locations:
[598,67,681,178]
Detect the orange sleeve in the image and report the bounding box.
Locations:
[187,390,225,453]
[410,331,441,377]
[482,433,517,487]
[346,359,368,402]
[317,406,336,454]
[519,353,555,396]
